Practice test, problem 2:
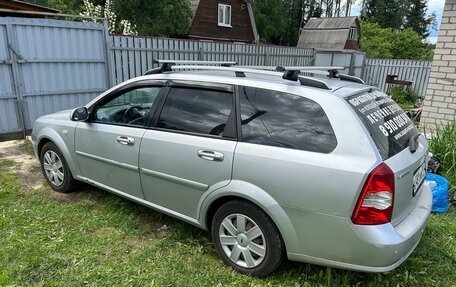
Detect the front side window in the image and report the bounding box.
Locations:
[218,4,232,27]
[93,86,161,126]
[239,87,337,153]
[157,87,234,137]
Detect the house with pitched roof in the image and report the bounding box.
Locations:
[0,0,59,17]
[297,17,360,50]
[188,0,258,43]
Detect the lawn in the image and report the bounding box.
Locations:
[0,140,455,287]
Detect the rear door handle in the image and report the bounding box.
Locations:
[197,150,224,162]
[117,136,135,145]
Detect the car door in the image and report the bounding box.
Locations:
[75,81,165,199]
[139,81,237,219]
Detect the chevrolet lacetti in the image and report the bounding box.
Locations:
[32,62,432,276]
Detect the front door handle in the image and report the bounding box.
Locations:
[117,136,135,145]
[197,150,224,162]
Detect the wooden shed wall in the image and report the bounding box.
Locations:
[189,0,255,42]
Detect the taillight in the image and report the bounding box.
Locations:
[352,163,395,225]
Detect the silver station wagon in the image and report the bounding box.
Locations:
[32,61,432,277]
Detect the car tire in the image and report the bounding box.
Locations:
[40,142,77,193]
[211,200,284,277]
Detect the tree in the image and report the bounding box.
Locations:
[254,0,324,46]
[80,0,137,34]
[359,21,394,58]
[403,0,436,38]
[361,0,435,39]
[359,20,433,60]
[391,28,433,59]
[361,0,406,30]
[113,0,192,37]
[253,0,288,44]
[28,0,85,14]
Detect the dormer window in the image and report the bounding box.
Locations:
[348,27,357,40]
[218,4,232,27]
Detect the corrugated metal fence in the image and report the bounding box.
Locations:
[108,35,372,85]
[364,58,432,97]
[109,35,315,84]
[0,17,109,140]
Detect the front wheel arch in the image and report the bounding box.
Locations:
[35,127,81,178]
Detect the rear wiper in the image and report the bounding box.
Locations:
[408,134,421,153]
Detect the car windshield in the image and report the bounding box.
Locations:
[345,90,420,160]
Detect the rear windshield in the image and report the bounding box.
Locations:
[345,90,419,160]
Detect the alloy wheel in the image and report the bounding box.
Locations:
[43,150,64,186]
[218,213,266,268]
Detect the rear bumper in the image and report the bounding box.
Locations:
[286,185,432,272]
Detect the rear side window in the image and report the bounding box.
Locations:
[239,87,337,153]
[346,90,419,160]
[157,87,233,137]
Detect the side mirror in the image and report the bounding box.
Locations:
[70,107,89,121]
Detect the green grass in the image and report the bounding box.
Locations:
[0,143,455,286]
[428,122,456,192]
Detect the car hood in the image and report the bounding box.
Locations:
[39,109,73,121]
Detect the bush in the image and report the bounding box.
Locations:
[390,86,417,108]
[428,122,456,194]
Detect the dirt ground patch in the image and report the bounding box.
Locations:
[0,140,93,204]
[0,139,43,190]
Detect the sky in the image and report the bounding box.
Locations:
[350,0,446,43]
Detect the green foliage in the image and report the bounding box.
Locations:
[113,0,192,37]
[253,0,322,46]
[28,0,84,14]
[390,86,416,107]
[29,0,192,38]
[253,0,287,45]
[359,21,394,58]
[360,21,432,60]
[391,28,430,60]
[403,0,436,38]
[361,0,405,31]
[361,0,435,39]
[429,122,456,190]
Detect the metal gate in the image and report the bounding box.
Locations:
[314,50,366,78]
[0,17,110,141]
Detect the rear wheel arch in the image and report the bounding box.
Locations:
[211,199,284,276]
[200,182,300,254]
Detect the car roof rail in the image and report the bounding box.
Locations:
[339,73,365,84]
[244,65,365,84]
[170,65,283,77]
[298,76,331,90]
[170,65,336,90]
[144,60,237,75]
[155,59,237,66]
[144,61,363,90]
